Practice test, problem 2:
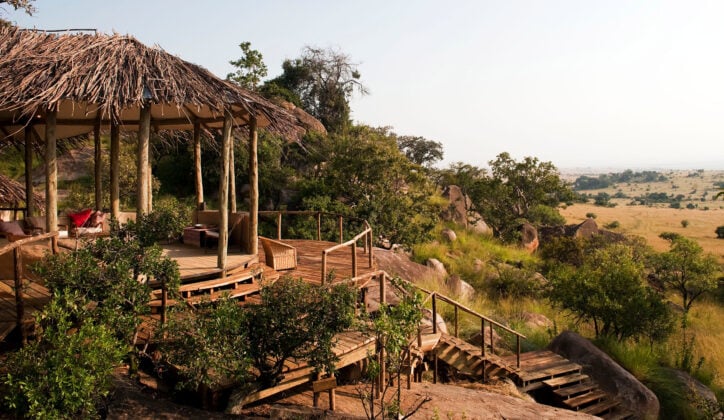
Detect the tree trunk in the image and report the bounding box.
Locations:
[217,112,233,270]
[94,120,102,210]
[137,103,151,219]
[248,116,259,255]
[45,110,58,233]
[24,125,34,217]
[193,122,204,210]
[110,121,120,218]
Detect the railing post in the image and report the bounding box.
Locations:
[481,318,486,357]
[517,335,521,369]
[51,235,58,255]
[379,273,386,305]
[351,242,357,278]
[13,247,26,345]
[160,279,167,326]
[454,306,459,338]
[368,230,373,268]
[432,293,437,335]
[338,216,343,243]
[490,323,495,355]
[316,212,322,241]
[276,212,282,240]
[321,252,327,285]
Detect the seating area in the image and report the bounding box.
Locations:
[259,236,297,271]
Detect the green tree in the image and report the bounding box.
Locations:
[0,0,35,26]
[226,41,268,90]
[396,135,444,168]
[262,46,368,133]
[548,243,673,342]
[652,235,719,314]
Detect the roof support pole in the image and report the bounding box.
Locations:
[217,111,233,270]
[230,141,236,213]
[137,103,151,219]
[24,125,34,217]
[93,118,102,211]
[248,116,259,256]
[45,110,58,234]
[147,149,153,213]
[110,120,120,218]
[193,121,204,211]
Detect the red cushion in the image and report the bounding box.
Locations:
[0,220,25,236]
[68,209,93,228]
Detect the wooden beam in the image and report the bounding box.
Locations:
[147,148,153,213]
[193,121,203,210]
[24,125,34,217]
[110,120,120,218]
[93,119,102,211]
[45,110,58,234]
[137,103,151,218]
[248,116,259,255]
[217,112,233,270]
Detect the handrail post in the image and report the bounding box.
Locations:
[316,212,322,241]
[276,212,282,240]
[432,293,437,335]
[338,216,343,243]
[454,306,459,338]
[351,242,357,278]
[368,230,373,268]
[379,273,386,305]
[13,247,26,345]
[481,318,486,357]
[516,335,521,369]
[51,235,58,254]
[321,252,327,285]
[490,323,495,355]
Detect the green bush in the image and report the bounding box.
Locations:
[526,204,566,227]
[604,221,620,229]
[2,292,124,419]
[485,265,545,299]
[681,219,690,228]
[716,226,724,239]
[586,212,597,219]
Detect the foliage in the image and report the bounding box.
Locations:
[604,220,620,229]
[226,41,268,90]
[593,192,616,207]
[262,46,368,133]
[396,135,443,168]
[298,126,443,246]
[160,298,250,390]
[242,277,357,387]
[681,219,690,228]
[586,212,597,219]
[526,204,566,227]
[716,226,724,239]
[0,0,34,26]
[438,153,572,241]
[485,264,545,299]
[651,234,720,313]
[2,291,123,419]
[359,278,427,419]
[547,243,674,342]
[573,170,667,191]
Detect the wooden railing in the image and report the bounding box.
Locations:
[257,211,374,283]
[0,232,59,343]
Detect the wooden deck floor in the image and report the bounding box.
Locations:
[261,239,376,285]
[0,279,50,341]
[161,243,258,281]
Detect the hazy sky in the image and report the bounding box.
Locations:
[9,0,724,170]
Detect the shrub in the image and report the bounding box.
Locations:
[2,292,124,419]
[485,265,545,299]
[527,204,566,227]
[586,212,597,219]
[681,220,690,228]
[604,221,620,229]
[716,226,724,239]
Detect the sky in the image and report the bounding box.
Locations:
[7,0,724,170]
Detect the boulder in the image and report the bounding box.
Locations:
[470,325,501,349]
[473,258,485,273]
[662,368,722,419]
[426,258,448,277]
[374,248,446,284]
[548,331,659,419]
[521,312,553,330]
[441,185,469,226]
[468,214,492,235]
[519,223,539,253]
[446,275,475,301]
[441,228,457,242]
[421,308,448,334]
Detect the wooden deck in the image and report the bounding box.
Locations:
[0,279,50,341]
[161,243,258,281]
[260,239,376,285]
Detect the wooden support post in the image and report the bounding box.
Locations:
[24,125,34,217]
[516,335,521,369]
[110,120,120,218]
[193,121,204,210]
[433,353,438,384]
[454,306,459,338]
[248,116,259,255]
[45,110,58,235]
[432,294,437,334]
[316,213,321,240]
[93,120,102,211]
[379,273,386,305]
[13,247,25,345]
[137,103,151,219]
[481,319,486,357]
[321,252,327,285]
[160,280,167,326]
[229,140,236,213]
[217,112,233,270]
[351,242,357,278]
[276,212,282,240]
[147,151,153,213]
[490,323,494,354]
[51,234,58,254]
[368,230,373,268]
[338,216,343,243]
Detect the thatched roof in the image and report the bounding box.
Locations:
[0,27,299,141]
[0,173,44,209]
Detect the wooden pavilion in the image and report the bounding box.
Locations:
[0,27,298,268]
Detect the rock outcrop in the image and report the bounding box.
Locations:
[662,368,722,419]
[425,258,448,278]
[441,185,469,226]
[441,228,457,242]
[446,274,475,300]
[373,247,446,284]
[548,331,660,419]
[519,223,539,253]
[421,308,448,334]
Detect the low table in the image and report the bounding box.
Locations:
[183,226,215,247]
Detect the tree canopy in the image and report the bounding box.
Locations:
[226,41,268,90]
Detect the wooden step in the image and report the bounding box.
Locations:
[563,390,608,410]
[186,282,260,305]
[553,381,597,399]
[178,270,256,295]
[580,399,620,416]
[518,360,581,382]
[601,407,634,420]
[543,373,589,388]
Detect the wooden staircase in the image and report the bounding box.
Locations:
[432,335,632,419]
